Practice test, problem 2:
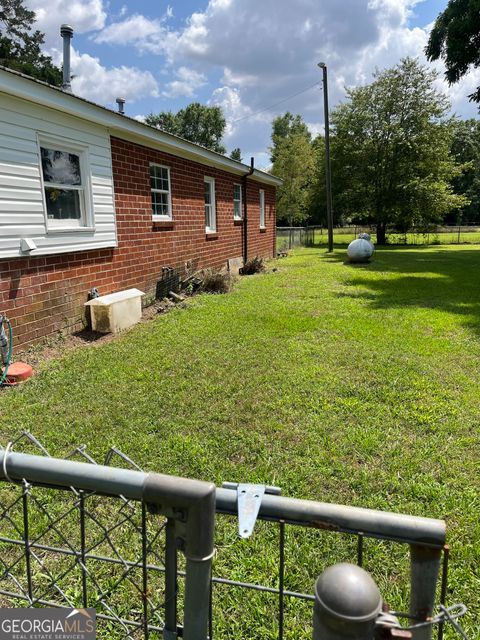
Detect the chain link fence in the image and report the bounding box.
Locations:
[0,433,464,640]
[276,226,480,252]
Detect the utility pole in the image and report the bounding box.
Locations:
[318,62,334,252]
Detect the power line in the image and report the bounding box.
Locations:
[230,81,321,124]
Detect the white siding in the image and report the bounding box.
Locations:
[0,93,117,259]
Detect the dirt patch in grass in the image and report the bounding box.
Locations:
[17,297,188,369]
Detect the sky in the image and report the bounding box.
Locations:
[24,0,480,169]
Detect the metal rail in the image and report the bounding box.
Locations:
[0,448,215,640]
[0,440,450,640]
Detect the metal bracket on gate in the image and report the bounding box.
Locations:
[222,482,281,539]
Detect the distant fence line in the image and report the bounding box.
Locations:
[276,225,480,252]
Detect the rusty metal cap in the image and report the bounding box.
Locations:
[314,563,382,623]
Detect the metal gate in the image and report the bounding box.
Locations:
[0,433,460,639]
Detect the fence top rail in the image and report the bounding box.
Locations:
[0,449,446,548]
[217,487,445,547]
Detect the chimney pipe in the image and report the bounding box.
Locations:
[60,24,74,92]
[116,97,126,114]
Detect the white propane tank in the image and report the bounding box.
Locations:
[347,238,374,263]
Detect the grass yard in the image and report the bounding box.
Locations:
[0,245,479,638]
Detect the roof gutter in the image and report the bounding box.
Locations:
[242,157,255,264]
[0,67,283,186]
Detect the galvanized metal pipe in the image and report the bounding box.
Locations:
[143,473,215,640]
[216,488,445,547]
[60,24,73,92]
[0,450,215,640]
[0,450,146,498]
[410,544,442,640]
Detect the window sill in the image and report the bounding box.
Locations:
[260,227,267,232]
[205,232,219,240]
[47,226,96,234]
[233,218,243,226]
[152,219,175,230]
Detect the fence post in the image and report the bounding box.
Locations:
[410,544,442,640]
[313,563,381,640]
[143,474,216,640]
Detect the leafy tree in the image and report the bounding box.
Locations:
[331,58,466,243]
[305,136,327,225]
[270,112,311,163]
[0,0,62,85]
[145,103,227,154]
[426,0,480,104]
[229,147,242,162]
[305,135,346,227]
[272,132,315,226]
[447,119,480,223]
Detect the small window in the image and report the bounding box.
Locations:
[40,145,88,229]
[259,189,265,228]
[150,164,172,219]
[233,183,242,220]
[205,177,216,232]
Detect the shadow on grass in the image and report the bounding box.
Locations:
[336,247,480,335]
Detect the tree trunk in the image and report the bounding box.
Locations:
[376,222,387,245]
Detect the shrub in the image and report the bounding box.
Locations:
[199,269,233,294]
[241,256,266,275]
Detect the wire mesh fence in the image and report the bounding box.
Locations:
[276,225,480,252]
[0,435,170,639]
[0,433,458,640]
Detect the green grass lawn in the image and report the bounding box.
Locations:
[0,245,479,638]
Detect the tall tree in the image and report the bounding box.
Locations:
[331,58,466,243]
[145,103,227,154]
[447,119,480,223]
[426,0,480,104]
[272,132,315,226]
[306,135,346,227]
[0,0,62,85]
[270,112,311,163]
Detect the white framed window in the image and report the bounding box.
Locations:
[150,164,172,220]
[204,177,216,232]
[38,136,92,230]
[259,189,266,228]
[233,183,242,220]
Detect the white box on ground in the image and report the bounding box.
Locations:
[85,288,145,333]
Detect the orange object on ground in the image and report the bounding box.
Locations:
[1,361,34,385]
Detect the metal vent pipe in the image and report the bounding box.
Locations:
[116,97,125,114]
[60,24,74,92]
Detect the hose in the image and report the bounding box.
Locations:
[0,316,13,386]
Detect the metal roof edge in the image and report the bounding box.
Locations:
[0,66,282,186]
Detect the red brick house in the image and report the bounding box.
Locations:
[0,66,280,349]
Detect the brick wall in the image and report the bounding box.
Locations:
[0,136,276,350]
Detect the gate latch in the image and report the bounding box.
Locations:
[222,482,281,539]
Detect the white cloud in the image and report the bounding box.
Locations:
[29,0,479,160]
[210,86,254,134]
[163,67,206,98]
[94,12,174,55]
[163,0,478,144]
[26,0,106,46]
[69,50,159,106]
